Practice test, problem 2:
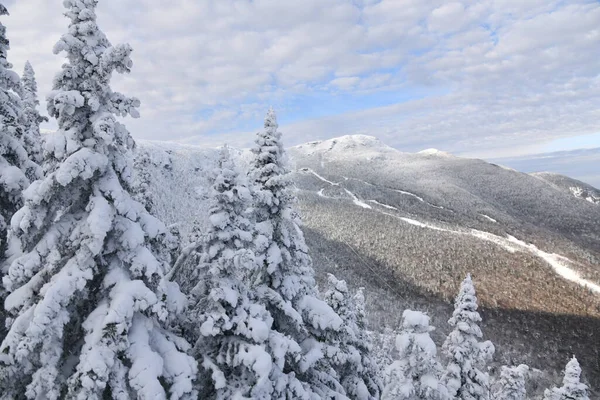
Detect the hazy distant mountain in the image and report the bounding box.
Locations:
[532,172,600,205]
[491,147,600,188]
[136,135,600,392]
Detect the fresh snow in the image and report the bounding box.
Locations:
[368,204,600,295]
[368,200,398,210]
[394,189,425,202]
[344,188,372,209]
[569,186,600,204]
[301,167,340,186]
[418,148,454,157]
[393,189,444,209]
[505,236,600,294]
[480,214,497,223]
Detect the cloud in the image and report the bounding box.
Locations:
[491,147,600,188]
[1,0,599,158]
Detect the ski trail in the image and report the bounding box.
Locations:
[302,168,372,208]
[481,214,497,223]
[344,189,372,209]
[301,168,339,186]
[505,236,600,293]
[374,209,600,294]
[301,166,600,293]
[393,188,444,210]
[368,200,398,210]
[394,189,424,202]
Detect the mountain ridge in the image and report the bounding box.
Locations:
[134,135,600,392]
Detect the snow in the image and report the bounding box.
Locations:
[301,167,340,186]
[569,186,600,204]
[344,188,372,209]
[393,189,444,209]
[368,200,398,210]
[299,296,343,331]
[418,148,454,157]
[375,211,600,294]
[480,214,497,223]
[505,236,600,294]
[394,189,425,202]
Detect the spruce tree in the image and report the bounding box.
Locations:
[493,364,528,400]
[186,146,274,398]
[0,4,40,261]
[20,61,46,165]
[442,274,494,400]
[383,310,448,400]
[0,2,41,348]
[250,108,346,398]
[543,357,589,400]
[324,274,382,399]
[0,1,196,398]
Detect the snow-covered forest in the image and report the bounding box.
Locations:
[0,1,594,399]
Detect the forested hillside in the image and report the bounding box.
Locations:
[133,134,600,397]
[0,1,597,399]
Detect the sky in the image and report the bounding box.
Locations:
[2,0,600,160]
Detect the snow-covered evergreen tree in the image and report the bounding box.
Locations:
[374,326,397,384]
[0,4,40,261]
[493,364,528,400]
[0,3,41,347]
[185,146,274,398]
[543,357,589,400]
[442,274,495,400]
[0,1,196,398]
[20,61,46,165]
[324,275,381,399]
[383,310,448,400]
[250,108,346,399]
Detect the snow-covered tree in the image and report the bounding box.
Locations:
[442,274,495,400]
[0,1,196,398]
[20,61,46,165]
[250,108,346,398]
[0,5,40,261]
[493,364,528,400]
[383,310,448,400]
[0,3,41,348]
[543,357,589,400]
[324,275,382,399]
[373,326,397,384]
[185,146,275,398]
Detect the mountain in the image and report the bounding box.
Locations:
[135,135,600,393]
[490,147,600,188]
[532,172,600,205]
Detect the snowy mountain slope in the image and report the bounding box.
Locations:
[134,136,600,390]
[532,172,600,205]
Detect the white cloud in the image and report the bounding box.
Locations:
[1,0,599,158]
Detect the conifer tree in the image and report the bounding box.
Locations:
[324,275,382,399]
[493,364,528,400]
[0,4,40,262]
[442,274,494,400]
[0,1,196,398]
[0,3,41,348]
[543,357,589,400]
[20,61,46,165]
[250,108,346,398]
[186,146,274,398]
[383,310,448,400]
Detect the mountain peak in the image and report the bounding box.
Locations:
[294,135,395,154]
[418,148,454,157]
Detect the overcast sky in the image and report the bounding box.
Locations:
[3,0,600,159]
